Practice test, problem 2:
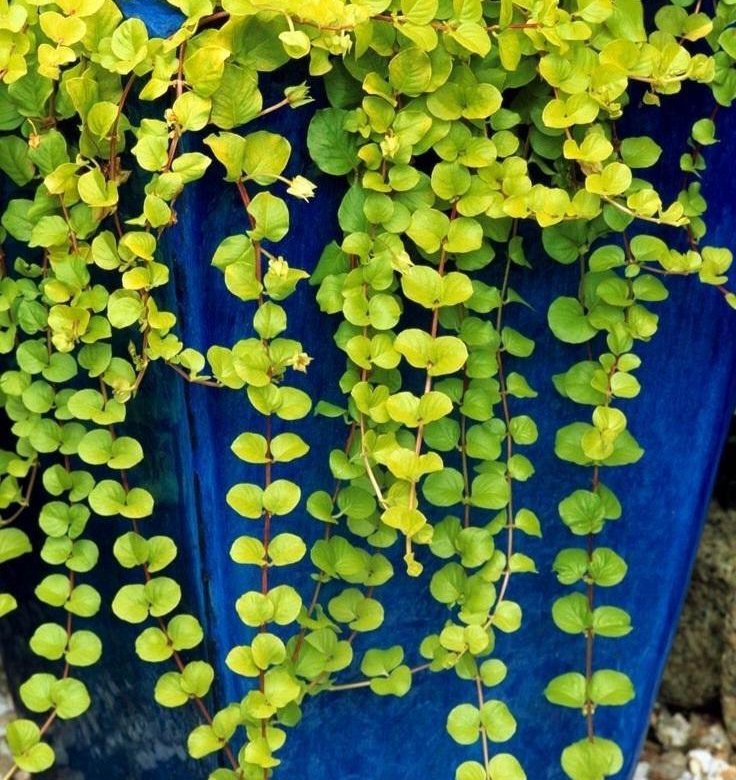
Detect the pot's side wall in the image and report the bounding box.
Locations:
[171,86,736,780]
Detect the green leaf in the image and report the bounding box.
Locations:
[386,390,453,428]
[78,430,143,469]
[204,132,245,182]
[262,480,301,516]
[270,433,309,463]
[268,533,306,566]
[589,246,625,273]
[155,672,190,708]
[168,614,204,651]
[501,327,534,358]
[548,297,597,343]
[406,208,450,253]
[514,508,542,537]
[279,30,311,58]
[231,433,269,464]
[242,131,291,184]
[226,483,263,518]
[65,631,102,667]
[402,0,438,25]
[78,168,118,207]
[445,218,483,253]
[20,674,90,719]
[236,591,273,627]
[251,633,286,670]
[487,754,526,780]
[113,532,149,568]
[620,137,662,168]
[188,724,225,759]
[88,480,154,519]
[247,192,289,242]
[183,45,230,97]
[140,579,180,620]
[112,578,181,623]
[6,720,55,773]
[592,605,632,637]
[395,330,468,376]
[0,527,31,563]
[35,574,71,607]
[29,216,70,248]
[181,661,215,699]
[588,670,635,706]
[559,490,605,535]
[552,593,590,635]
[588,548,628,587]
[29,623,68,661]
[479,659,507,688]
[267,584,302,625]
[136,627,173,662]
[65,584,100,617]
[606,0,645,39]
[328,588,384,631]
[307,491,335,523]
[446,703,480,745]
[369,666,412,697]
[423,468,464,507]
[120,232,157,262]
[307,109,359,176]
[493,601,522,633]
[561,737,623,780]
[401,267,473,309]
[172,153,212,184]
[361,646,403,677]
[253,302,287,340]
[585,163,632,197]
[545,672,587,708]
[54,676,91,718]
[172,91,212,132]
[388,47,432,96]
[211,236,253,274]
[210,64,261,128]
[471,472,510,510]
[480,700,516,742]
[230,535,266,565]
[0,136,35,185]
[553,548,589,586]
[432,161,471,201]
[692,118,717,145]
[450,24,491,56]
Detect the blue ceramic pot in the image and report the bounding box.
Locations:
[2,4,736,779]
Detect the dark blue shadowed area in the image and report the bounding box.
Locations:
[0,3,734,778]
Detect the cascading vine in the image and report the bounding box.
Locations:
[193,129,319,774]
[0,1,735,780]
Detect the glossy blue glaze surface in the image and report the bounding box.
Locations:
[0,3,734,778]
[168,86,736,780]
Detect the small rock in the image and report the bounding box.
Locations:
[657,710,693,749]
[635,762,651,779]
[687,748,732,778]
[693,717,732,760]
[650,750,689,780]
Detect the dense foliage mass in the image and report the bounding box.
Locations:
[0,0,734,778]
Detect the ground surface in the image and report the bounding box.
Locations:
[636,705,736,780]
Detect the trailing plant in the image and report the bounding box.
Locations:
[0,0,734,779]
